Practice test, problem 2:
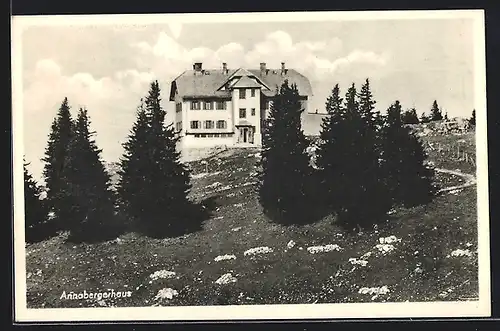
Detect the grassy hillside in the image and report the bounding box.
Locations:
[25,130,479,308]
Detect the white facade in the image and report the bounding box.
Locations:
[171,63,310,150]
[175,88,265,149]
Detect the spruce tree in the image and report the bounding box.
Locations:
[24,160,51,243]
[402,108,420,124]
[381,101,436,207]
[41,97,74,230]
[117,99,150,226]
[259,80,312,224]
[317,83,391,230]
[420,112,430,124]
[358,78,380,130]
[63,108,118,242]
[118,81,193,237]
[469,109,476,127]
[430,100,443,121]
[316,84,345,211]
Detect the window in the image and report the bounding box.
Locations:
[216,120,227,129]
[214,134,220,138]
[239,89,246,99]
[190,101,201,110]
[175,122,182,131]
[203,101,213,110]
[190,120,200,129]
[204,120,214,129]
[216,101,226,110]
[239,108,246,119]
[175,102,182,113]
[251,108,256,116]
[194,134,200,138]
[251,88,256,97]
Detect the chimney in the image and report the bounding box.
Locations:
[222,62,228,74]
[281,62,286,75]
[193,62,202,71]
[260,62,266,72]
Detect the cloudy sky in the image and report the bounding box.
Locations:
[16,14,479,180]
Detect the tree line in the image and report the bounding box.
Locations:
[24,81,209,243]
[23,78,463,243]
[400,100,476,128]
[259,79,437,229]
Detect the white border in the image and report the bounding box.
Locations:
[11,9,490,322]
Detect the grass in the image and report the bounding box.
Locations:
[25,134,479,308]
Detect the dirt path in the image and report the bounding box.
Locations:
[435,168,477,193]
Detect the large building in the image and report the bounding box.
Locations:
[169,62,313,148]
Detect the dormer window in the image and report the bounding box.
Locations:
[190,101,201,110]
[203,101,213,110]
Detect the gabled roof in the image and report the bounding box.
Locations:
[170,68,313,101]
[231,76,263,88]
[248,69,313,97]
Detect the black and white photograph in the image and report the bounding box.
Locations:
[12,10,490,322]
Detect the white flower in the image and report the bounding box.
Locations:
[360,251,373,259]
[449,249,473,257]
[358,286,390,296]
[154,288,179,300]
[378,235,401,244]
[375,244,395,254]
[215,273,237,285]
[244,246,274,256]
[287,240,296,249]
[214,254,237,262]
[307,244,342,254]
[349,258,368,267]
[149,270,176,281]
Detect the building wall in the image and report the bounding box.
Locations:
[231,88,262,144]
[183,99,234,135]
[180,134,235,148]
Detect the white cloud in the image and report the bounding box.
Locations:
[168,22,182,40]
[22,30,389,181]
[22,58,156,181]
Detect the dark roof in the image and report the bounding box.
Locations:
[170,68,313,101]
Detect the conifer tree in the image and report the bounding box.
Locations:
[358,78,384,164]
[469,109,476,127]
[41,97,74,230]
[24,160,50,243]
[402,108,420,124]
[358,78,381,130]
[117,99,150,225]
[420,112,430,124]
[259,80,312,224]
[316,84,345,210]
[317,83,391,229]
[430,100,443,121]
[381,101,436,207]
[63,108,118,242]
[118,81,193,237]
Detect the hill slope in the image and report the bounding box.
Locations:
[25,134,478,308]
